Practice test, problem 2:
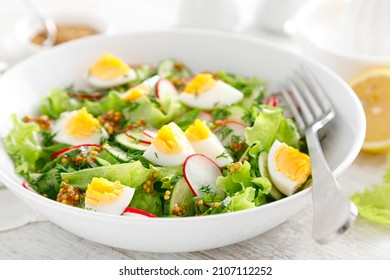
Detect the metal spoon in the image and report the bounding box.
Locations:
[24,0,57,47]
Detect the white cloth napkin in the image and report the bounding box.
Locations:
[0,186,46,232]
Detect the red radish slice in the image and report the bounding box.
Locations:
[125,130,152,145]
[142,128,158,141]
[156,78,178,99]
[214,120,247,145]
[51,144,101,160]
[22,182,36,193]
[183,154,225,197]
[70,93,104,99]
[122,207,157,218]
[265,96,279,107]
[198,111,213,122]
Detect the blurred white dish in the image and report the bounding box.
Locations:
[285,0,390,81]
[0,30,365,252]
[14,12,109,53]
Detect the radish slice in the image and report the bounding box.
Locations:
[122,207,157,218]
[142,128,158,141]
[125,130,153,145]
[70,93,104,99]
[51,144,102,160]
[183,154,225,197]
[214,121,247,145]
[22,182,37,193]
[198,111,213,122]
[156,78,178,99]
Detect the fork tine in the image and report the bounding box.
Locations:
[286,78,315,127]
[293,70,324,120]
[279,83,306,135]
[299,65,333,115]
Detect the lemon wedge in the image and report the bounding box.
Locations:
[349,68,390,153]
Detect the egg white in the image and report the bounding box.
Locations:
[268,140,301,196]
[189,133,232,167]
[52,111,107,146]
[143,141,195,167]
[143,123,195,166]
[178,80,244,109]
[86,68,137,89]
[85,186,135,215]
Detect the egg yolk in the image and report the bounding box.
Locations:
[123,84,150,102]
[184,73,216,95]
[65,107,100,138]
[275,145,311,185]
[89,53,130,80]
[185,119,211,141]
[152,123,184,154]
[85,177,125,206]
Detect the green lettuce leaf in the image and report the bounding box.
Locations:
[4,114,42,173]
[245,106,300,151]
[40,88,81,119]
[123,96,185,128]
[228,187,256,211]
[61,161,152,191]
[83,91,127,116]
[129,188,163,216]
[351,165,390,226]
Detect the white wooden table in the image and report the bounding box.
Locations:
[1,0,390,260]
[1,152,389,260]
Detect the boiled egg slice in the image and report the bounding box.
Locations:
[84,177,135,215]
[268,140,311,196]
[178,73,243,109]
[122,83,151,102]
[52,107,107,145]
[143,122,195,166]
[86,53,137,88]
[185,119,233,167]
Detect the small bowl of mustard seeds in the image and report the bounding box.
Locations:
[14,13,108,54]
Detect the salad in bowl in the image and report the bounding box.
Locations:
[0,31,364,252]
[4,53,311,218]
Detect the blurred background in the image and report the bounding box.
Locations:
[0,0,315,69]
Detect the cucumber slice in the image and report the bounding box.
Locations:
[226,105,248,124]
[115,133,150,151]
[203,196,232,215]
[157,58,192,80]
[258,151,285,201]
[164,177,195,217]
[103,144,132,163]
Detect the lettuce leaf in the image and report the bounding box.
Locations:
[123,96,185,128]
[40,88,81,119]
[351,164,390,226]
[228,187,256,211]
[4,114,42,173]
[129,188,163,216]
[61,161,152,191]
[83,91,127,116]
[245,106,300,151]
[216,161,272,211]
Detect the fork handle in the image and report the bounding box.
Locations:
[305,128,358,244]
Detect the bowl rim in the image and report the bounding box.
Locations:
[0,29,365,222]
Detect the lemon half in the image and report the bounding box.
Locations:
[349,68,390,153]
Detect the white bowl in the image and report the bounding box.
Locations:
[0,30,365,252]
[285,0,390,81]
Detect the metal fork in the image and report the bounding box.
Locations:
[279,65,358,244]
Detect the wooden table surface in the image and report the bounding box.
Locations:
[1,152,389,260]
